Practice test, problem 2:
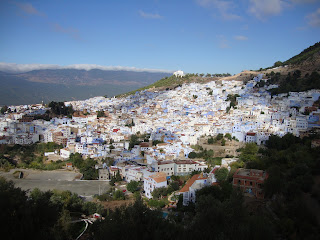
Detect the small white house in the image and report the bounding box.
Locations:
[144,172,167,199]
[173,70,184,78]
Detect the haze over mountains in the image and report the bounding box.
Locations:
[0,66,172,106]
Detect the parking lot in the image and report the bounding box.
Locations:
[0,169,111,198]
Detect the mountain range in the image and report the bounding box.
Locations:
[0,69,171,106]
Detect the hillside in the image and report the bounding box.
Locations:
[117,73,233,98]
[284,42,320,66]
[261,42,320,95]
[0,69,171,106]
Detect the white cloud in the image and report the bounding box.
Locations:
[139,10,163,19]
[306,8,320,27]
[14,2,45,17]
[0,63,174,74]
[195,0,242,20]
[248,0,286,20]
[234,35,248,41]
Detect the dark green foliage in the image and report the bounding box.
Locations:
[224,133,232,140]
[116,170,122,181]
[96,110,105,118]
[215,167,228,182]
[207,137,214,144]
[152,187,168,199]
[168,181,180,192]
[226,94,240,108]
[0,177,102,240]
[129,134,141,149]
[69,153,98,180]
[190,170,201,177]
[188,151,197,158]
[239,142,259,165]
[284,41,320,65]
[0,143,64,170]
[0,105,8,114]
[257,134,320,238]
[273,61,283,67]
[127,180,139,193]
[93,199,180,240]
[268,71,320,95]
[189,186,274,240]
[113,190,125,200]
[148,199,166,208]
[216,133,224,140]
[48,101,74,116]
[152,140,164,146]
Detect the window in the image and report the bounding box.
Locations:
[238,180,241,184]
[250,181,252,186]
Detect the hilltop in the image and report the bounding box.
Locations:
[117,42,320,98]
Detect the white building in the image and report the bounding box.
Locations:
[144,172,167,199]
[173,70,184,78]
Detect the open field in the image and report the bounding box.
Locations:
[0,169,111,197]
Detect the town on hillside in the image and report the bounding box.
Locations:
[1,70,320,199]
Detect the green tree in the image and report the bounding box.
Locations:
[127,181,139,193]
[113,190,125,200]
[152,187,168,199]
[115,170,122,182]
[215,167,228,182]
[225,133,232,140]
[97,110,105,118]
[188,151,197,159]
[273,61,283,67]
[216,133,224,141]
[0,105,8,114]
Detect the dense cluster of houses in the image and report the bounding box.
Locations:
[0,73,319,201]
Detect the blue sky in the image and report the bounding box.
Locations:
[1,0,320,74]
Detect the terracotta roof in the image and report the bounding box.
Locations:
[179,174,203,193]
[247,132,256,136]
[140,142,150,147]
[150,172,167,183]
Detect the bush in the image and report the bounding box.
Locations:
[188,152,197,159]
[113,190,125,200]
[215,168,228,182]
[127,181,139,193]
[148,199,166,208]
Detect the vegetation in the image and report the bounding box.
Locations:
[151,180,180,200]
[69,153,98,180]
[127,180,140,193]
[214,167,228,182]
[0,143,64,170]
[2,133,319,239]
[48,101,74,117]
[0,177,102,240]
[226,94,240,108]
[283,41,320,66]
[117,73,232,98]
[96,110,106,118]
[0,105,9,114]
[267,71,320,95]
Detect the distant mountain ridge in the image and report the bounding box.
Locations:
[0,69,171,106]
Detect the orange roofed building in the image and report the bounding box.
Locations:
[232,168,268,199]
[179,173,209,206]
[144,172,168,199]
